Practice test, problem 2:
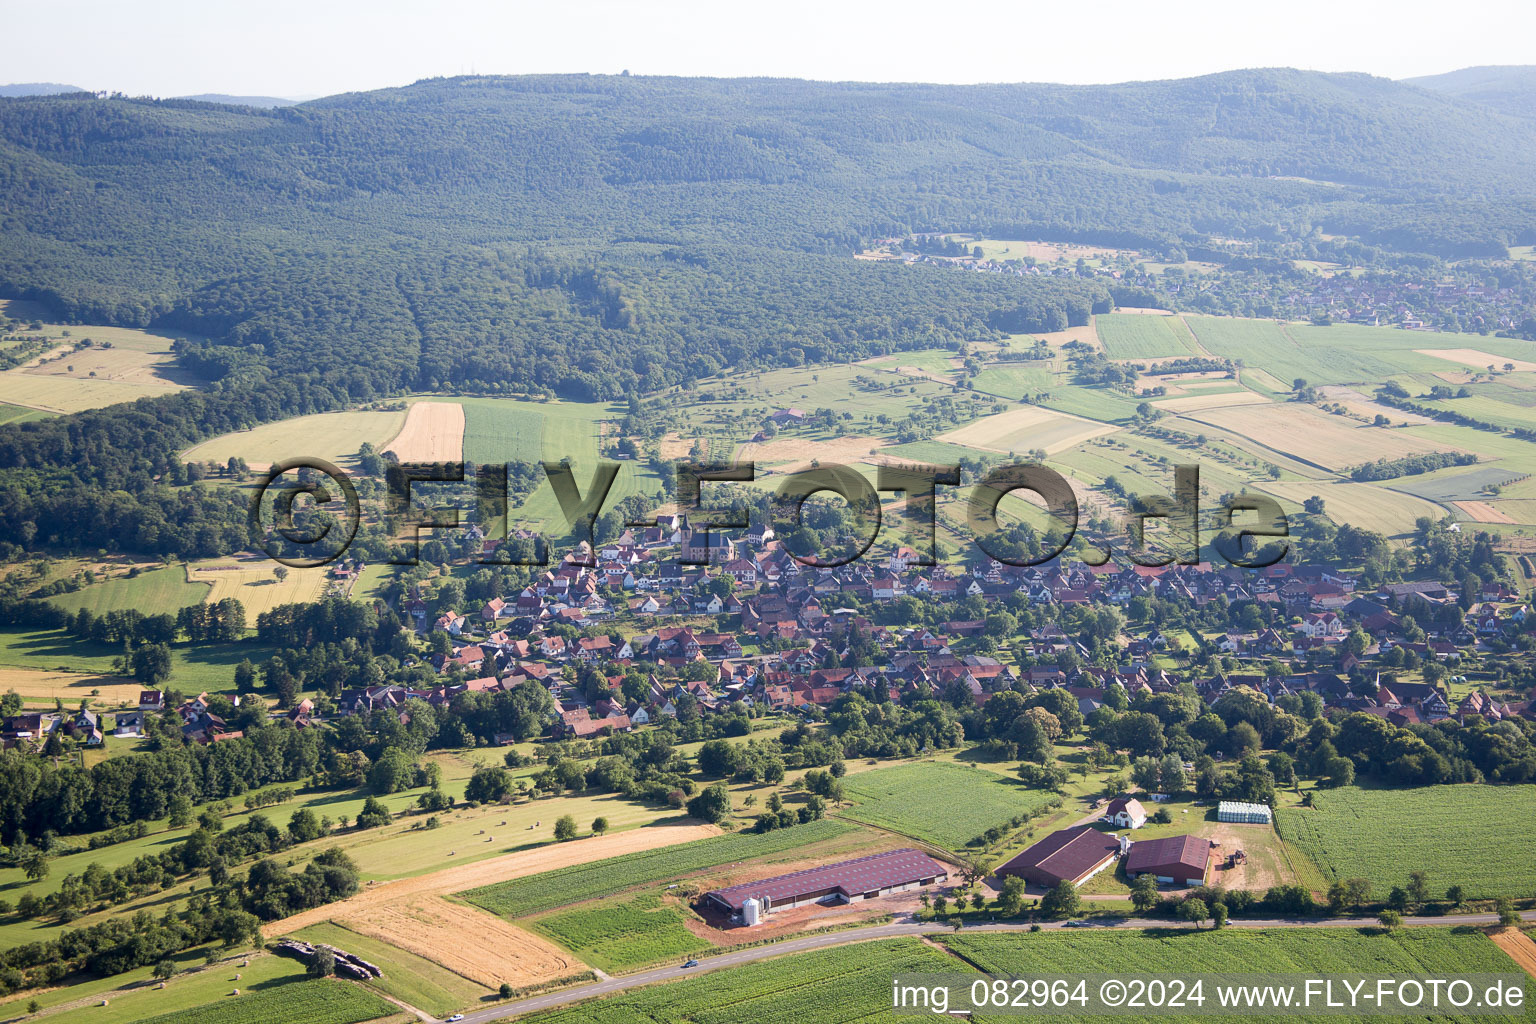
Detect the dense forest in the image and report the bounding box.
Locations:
[2,70,1536,555]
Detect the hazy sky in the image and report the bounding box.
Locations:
[4,0,1534,98]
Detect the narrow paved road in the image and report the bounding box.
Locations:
[459,909,1536,1023]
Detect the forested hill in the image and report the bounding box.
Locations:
[0,68,1534,554]
[1404,66,1536,121]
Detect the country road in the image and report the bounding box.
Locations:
[460,909,1536,1023]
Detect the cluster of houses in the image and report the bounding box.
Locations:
[355,519,1535,742]
[16,513,1528,753]
[0,707,103,750]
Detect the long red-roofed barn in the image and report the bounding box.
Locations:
[703,848,949,922]
[994,825,1125,888]
[1124,834,1214,887]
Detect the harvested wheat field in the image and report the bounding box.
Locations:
[737,435,889,473]
[1418,349,1536,373]
[384,401,465,462]
[1179,403,1462,472]
[1454,500,1519,524]
[344,896,583,988]
[264,822,719,936]
[937,406,1116,455]
[187,559,334,617]
[1490,927,1536,981]
[1151,390,1270,413]
[0,668,142,706]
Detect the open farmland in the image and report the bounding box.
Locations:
[124,978,397,1024]
[0,401,49,425]
[968,363,1053,399]
[1417,349,1536,373]
[946,927,1534,1017]
[181,408,407,471]
[1096,313,1199,359]
[519,936,961,1024]
[459,819,859,918]
[295,922,492,1016]
[1258,480,1446,535]
[187,557,334,617]
[531,894,701,972]
[459,397,666,536]
[1151,389,1271,413]
[0,320,208,413]
[1394,466,1531,502]
[1177,402,1463,472]
[382,399,465,462]
[265,821,720,935]
[935,405,1116,455]
[1183,317,1395,385]
[48,566,208,617]
[340,895,584,990]
[835,762,1054,850]
[1454,500,1521,524]
[0,668,141,707]
[1275,785,1536,899]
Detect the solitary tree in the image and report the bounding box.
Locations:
[307,948,336,977]
[1378,909,1402,931]
[152,960,176,982]
[1041,880,1081,919]
[1131,874,1160,913]
[591,816,609,835]
[554,814,578,841]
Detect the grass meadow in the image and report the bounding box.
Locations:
[835,761,1055,850]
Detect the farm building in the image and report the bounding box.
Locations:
[994,826,1126,888]
[1124,835,1214,887]
[1101,796,1147,829]
[703,848,948,922]
[1218,800,1273,824]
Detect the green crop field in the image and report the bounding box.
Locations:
[1275,785,1536,898]
[970,364,1053,398]
[295,922,490,1016]
[1393,466,1530,502]
[0,627,270,695]
[532,893,703,972]
[0,401,50,425]
[458,819,860,917]
[458,397,666,537]
[48,567,209,617]
[1097,314,1199,360]
[180,409,407,470]
[1421,394,1536,431]
[1038,383,1146,423]
[458,397,551,464]
[521,936,961,1023]
[947,927,1533,1021]
[836,761,1054,849]
[128,978,396,1024]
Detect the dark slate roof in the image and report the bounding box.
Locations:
[704,848,948,912]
